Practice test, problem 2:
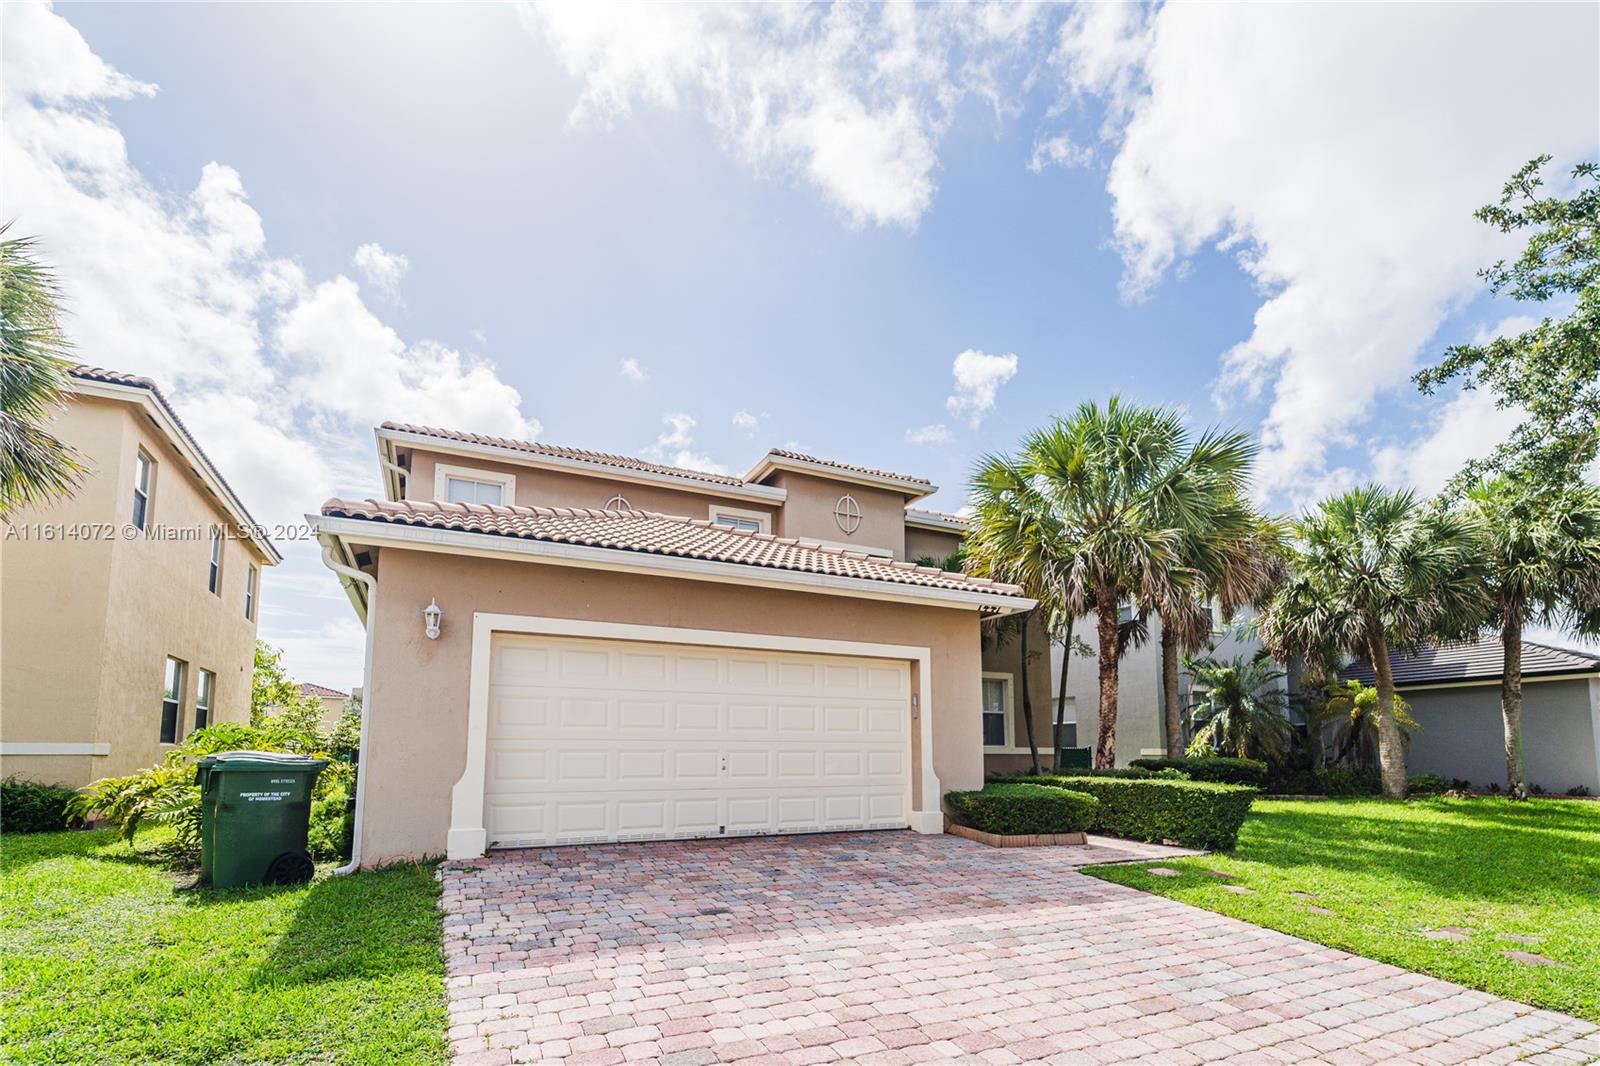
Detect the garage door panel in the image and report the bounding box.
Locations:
[484,633,911,848]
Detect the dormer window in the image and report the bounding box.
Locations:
[708,505,770,534]
[433,464,516,507]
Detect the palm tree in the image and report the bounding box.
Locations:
[1457,479,1600,798]
[1,227,81,518]
[1316,678,1421,772]
[967,398,1255,769]
[1183,654,1292,761]
[1258,485,1486,798]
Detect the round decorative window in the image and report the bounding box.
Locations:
[604,494,631,511]
[833,494,862,535]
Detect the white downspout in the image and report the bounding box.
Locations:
[379,457,408,499]
[322,544,376,876]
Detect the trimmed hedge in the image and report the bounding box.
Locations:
[1,777,83,834]
[1129,756,1269,787]
[1265,767,1380,796]
[945,782,1100,836]
[1018,775,1257,850]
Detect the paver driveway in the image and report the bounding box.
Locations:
[440,832,1599,1065]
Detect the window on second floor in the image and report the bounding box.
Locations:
[194,668,214,733]
[445,475,504,505]
[708,505,770,535]
[132,449,153,531]
[160,657,186,745]
[433,464,515,507]
[245,565,257,621]
[208,528,223,595]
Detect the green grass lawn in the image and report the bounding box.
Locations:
[1085,797,1600,1023]
[1,827,448,1065]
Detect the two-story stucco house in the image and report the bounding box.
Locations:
[311,423,1050,865]
[0,366,280,787]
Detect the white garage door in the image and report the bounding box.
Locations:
[482,632,912,848]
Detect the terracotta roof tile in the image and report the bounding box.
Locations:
[761,448,932,487]
[380,422,747,487]
[1340,637,1600,687]
[298,682,349,699]
[320,497,1026,599]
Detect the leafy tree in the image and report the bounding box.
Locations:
[250,640,314,729]
[1415,156,1599,489]
[1455,479,1600,798]
[1183,654,1292,761]
[967,398,1254,769]
[1258,486,1486,798]
[1,226,82,518]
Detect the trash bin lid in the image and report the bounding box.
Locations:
[197,750,329,771]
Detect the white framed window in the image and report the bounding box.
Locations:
[207,527,223,595]
[245,565,257,621]
[981,673,1013,749]
[1054,695,1077,726]
[1206,599,1226,634]
[131,449,154,531]
[194,669,214,733]
[433,463,516,507]
[160,657,186,745]
[708,505,771,534]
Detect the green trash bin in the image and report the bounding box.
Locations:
[1056,746,1093,770]
[197,751,327,888]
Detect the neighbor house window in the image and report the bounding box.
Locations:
[132,450,153,531]
[194,669,214,733]
[161,657,186,744]
[1054,695,1078,748]
[208,528,223,595]
[708,505,770,534]
[245,565,257,621]
[981,675,1011,748]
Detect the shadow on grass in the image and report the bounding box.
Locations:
[1228,799,1600,902]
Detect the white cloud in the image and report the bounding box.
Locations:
[945,349,1018,428]
[1370,389,1522,497]
[619,357,648,383]
[1056,3,1598,498]
[522,3,1046,228]
[3,6,539,680]
[640,412,726,474]
[1027,133,1093,173]
[731,409,761,434]
[905,423,952,445]
[351,242,410,299]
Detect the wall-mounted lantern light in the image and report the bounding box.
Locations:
[423,598,442,640]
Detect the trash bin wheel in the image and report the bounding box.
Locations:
[263,852,315,885]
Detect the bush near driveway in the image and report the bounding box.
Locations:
[945,782,1099,835]
[0,777,82,833]
[1,827,447,1065]
[1020,774,1258,850]
[1129,756,1269,787]
[1084,797,1600,1024]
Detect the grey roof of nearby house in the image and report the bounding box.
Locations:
[320,497,1028,599]
[1340,638,1600,688]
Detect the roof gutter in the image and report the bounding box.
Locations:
[320,542,376,875]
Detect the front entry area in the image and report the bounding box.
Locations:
[481,632,913,848]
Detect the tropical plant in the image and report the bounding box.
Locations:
[0,225,82,519]
[967,398,1255,770]
[1455,478,1600,798]
[1182,655,1292,762]
[1258,485,1486,798]
[1313,678,1421,773]
[251,639,313,728]
[1415,156,1600,491]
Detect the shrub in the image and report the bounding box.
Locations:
[0,777,84,834]
[1018,775,1257,850]
[1568,786,1592,797]
[1265,766,1381,797]
[1407,773,1449,795]
[1131,756,1269,787]
[945,783,1099,836]
[307,786,353,861]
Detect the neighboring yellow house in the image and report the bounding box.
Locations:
[297,682,352,731]
[0,366,281,787]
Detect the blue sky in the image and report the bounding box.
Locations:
[7,3,1597,687]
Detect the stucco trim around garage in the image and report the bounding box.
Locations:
[310,514,1035,617]
[446,613,943,859]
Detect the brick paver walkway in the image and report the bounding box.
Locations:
[440,832,1599,1065]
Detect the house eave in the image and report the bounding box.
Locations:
[743,453,936,501]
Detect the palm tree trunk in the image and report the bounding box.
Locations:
[1501,613,1527,800]
[1053,613,1074,769]
[1094,585,1120,770]
[1161,618,1183,759]
[1020,619,1041,775]
[1367,621,1408,799]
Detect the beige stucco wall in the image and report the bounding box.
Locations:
[766,471,907,559]
[905,526,963,564]
[1,397,264,787]
[402,448,779,526]
[356,547,988,863]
